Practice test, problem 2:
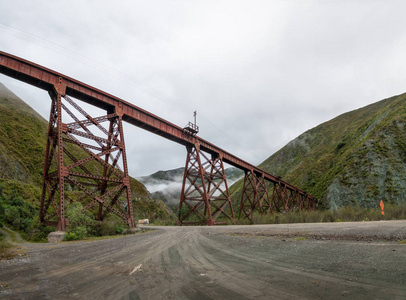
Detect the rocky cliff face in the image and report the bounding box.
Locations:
[254,93,406,209]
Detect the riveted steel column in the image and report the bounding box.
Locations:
[56,88,66,231]
[39,77,67,231]
[116,103,135,228]
[39,95,57,226]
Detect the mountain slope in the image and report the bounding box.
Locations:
[233,93,406,209]
[0,83,47,186]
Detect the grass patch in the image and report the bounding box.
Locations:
[0,237,12,252]
[1,227,20,243]
[242,203,406,225]
[63,228,152,243]
[293,237,307,241]
[398,240,406,244]
[0,231,26,260]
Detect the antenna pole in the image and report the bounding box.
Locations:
[194,111,197,127]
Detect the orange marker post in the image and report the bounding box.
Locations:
[380,200,384,215]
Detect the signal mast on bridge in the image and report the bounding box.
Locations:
[183,111,199,135]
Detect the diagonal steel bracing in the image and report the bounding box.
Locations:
[238,171,271,220]
[177,143,235,225]
[39,82,135,231]
[239,171,317,221]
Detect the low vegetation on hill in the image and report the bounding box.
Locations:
[240,203,406,225]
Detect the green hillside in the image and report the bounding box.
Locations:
[231,93,406,210]
[0,82,174,240]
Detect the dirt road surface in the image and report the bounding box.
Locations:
[1,220,405,299]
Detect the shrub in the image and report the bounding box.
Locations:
[26,220,55,242]
[0,232,13,258]
[97,218,126,236]
[64,202,95,240]
[64,232,78,241]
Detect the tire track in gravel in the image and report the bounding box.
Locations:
[199,233,406,297]
[198,229,406,299]
[1,222,405,299]
[179,228,302,300]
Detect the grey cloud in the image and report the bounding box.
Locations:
[1,0,406,177]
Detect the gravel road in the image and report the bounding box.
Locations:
[0,220,405,299]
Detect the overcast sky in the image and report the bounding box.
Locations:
[1,1,406,177]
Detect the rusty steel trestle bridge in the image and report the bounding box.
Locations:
[0,51,317,230]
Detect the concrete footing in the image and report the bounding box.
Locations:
[48,231,66,243]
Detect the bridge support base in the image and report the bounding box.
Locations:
[39,83,136,231]
[47,231,66,243]
[177,143,235,225]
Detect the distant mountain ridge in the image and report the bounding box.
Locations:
[138,167,243,212]
[231,93,406,209]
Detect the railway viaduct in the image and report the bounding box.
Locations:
[0,51,317,230]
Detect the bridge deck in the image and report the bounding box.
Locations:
[0,51,316,201]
